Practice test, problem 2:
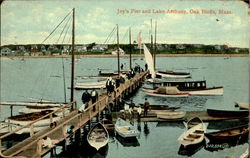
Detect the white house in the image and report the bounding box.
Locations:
[92,44,108,52]
[176,44,185,49]
[111,48,125,55]
[1,47,14,56]
[75,45,87,52]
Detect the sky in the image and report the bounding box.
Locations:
[1,0,249,48]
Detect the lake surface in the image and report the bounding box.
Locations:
[0,56,249,157]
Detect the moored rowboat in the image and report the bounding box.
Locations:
[115,118,139,138]
[156,111,186,120]
[0,122,46,135]
[207,109,249,118]
[235,102,249,110]
[75,80,107,89]
[205,124,249,142]
[87,122,109,151]
[5,110,61,127]
[178,117,206,147]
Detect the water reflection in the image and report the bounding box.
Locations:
[115,135,140,147]
[178,140,206,157]
[1,134,29,151]
[143,122,150,139]
[156,122,185,129]
[205,135,248,152]
[55,136,109,158]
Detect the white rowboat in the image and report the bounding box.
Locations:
[115,118,139,138]
[156,111,186,120]
[87,122,109,151]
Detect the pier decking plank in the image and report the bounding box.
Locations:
[1,72,147,158]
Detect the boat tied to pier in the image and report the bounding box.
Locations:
[207,109,249,118]
[147,80,223,96]
[87,122,109,151]
[142,86,189,97]
[205,124,249,142]
[156,111,186,120]
[178,117,206,147]
[115,118,139,138]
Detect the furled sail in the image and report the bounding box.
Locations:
[143,44,155,78]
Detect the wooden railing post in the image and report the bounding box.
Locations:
[0,139,2,154]
[30,124,34,137]
[50,114,53,124]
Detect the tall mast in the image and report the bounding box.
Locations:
[129,27,132,70]
[150,19,153,62]
[117,24,120,76]
[70,8,75,102]
[154,21,157,70]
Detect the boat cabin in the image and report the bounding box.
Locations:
[153,81,207,90]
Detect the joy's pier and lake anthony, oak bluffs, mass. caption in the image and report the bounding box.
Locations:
[117,9,232,14]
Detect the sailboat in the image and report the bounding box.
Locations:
[143,44,191,80]
[0,8,76,135]
[143,20,191,79]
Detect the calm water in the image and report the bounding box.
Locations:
[0,56,249,157]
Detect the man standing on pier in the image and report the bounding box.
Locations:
[143,98,150,117]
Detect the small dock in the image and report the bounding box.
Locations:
[0,72,147,158]
[113,111,249,122]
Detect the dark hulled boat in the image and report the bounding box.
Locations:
[138,104,181,111]
[207,109,249,117]
[205,124,249,142]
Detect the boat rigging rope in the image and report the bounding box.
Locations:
[62,18,72,44]
[56,15,72,44]
[41,10,72,44]
[120,28,129,44]
[104,26,116,44]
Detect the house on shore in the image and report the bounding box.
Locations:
[1,47,15,56]
[92,44,108,52]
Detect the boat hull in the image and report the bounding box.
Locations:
[156,72,191,78]
[142,90,189,97]
[156,112,186,120]
[0,122,46,135]
[5,111,61,127]
[115,118,139,138]
[178,123,206,147]
[87,123,109,151]
[75,80,106,89]
[205,125,249,142]
[182,87,223,96]
[207,109,249,117]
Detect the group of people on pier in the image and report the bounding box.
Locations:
[81,89,99,111]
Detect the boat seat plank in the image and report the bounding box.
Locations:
[187,134,201,139]
[193,130,204,134]
[90,133,106,137]
[183,138,195,141]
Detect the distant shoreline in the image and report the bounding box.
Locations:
[0,54,248,59]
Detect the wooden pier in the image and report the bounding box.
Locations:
[0,72,147,158]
